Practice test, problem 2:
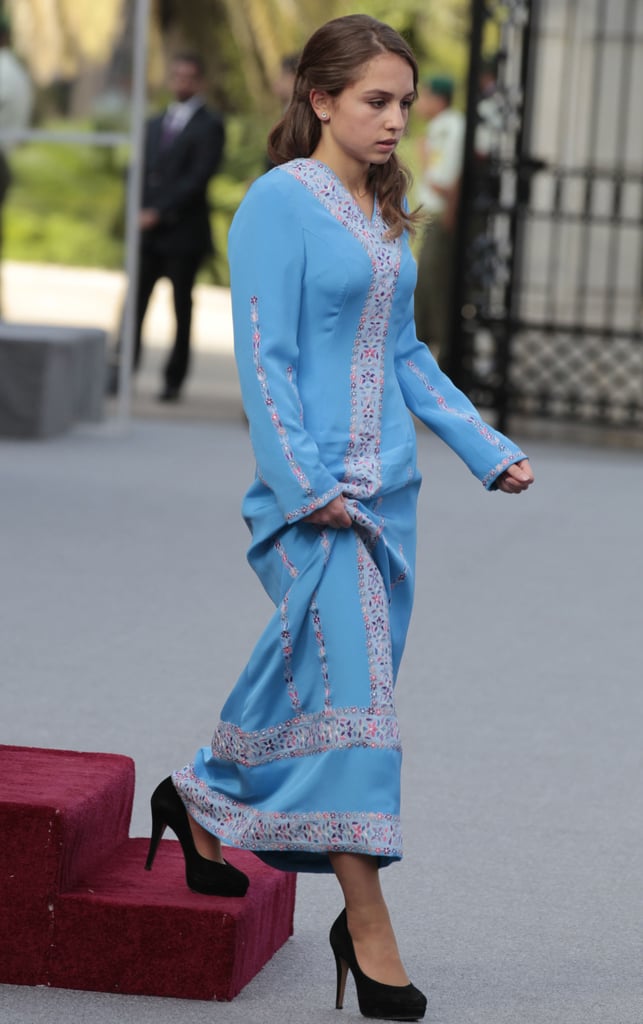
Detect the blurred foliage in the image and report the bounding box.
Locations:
[3,114,268,284]
[4,134,126,269]
[10,0,471,116]
[159,0,470,113]
[4,0,470,283]
[11,0,125,85]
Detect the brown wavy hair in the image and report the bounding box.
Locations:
[268,14,421,239]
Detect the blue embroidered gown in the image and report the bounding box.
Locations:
[174,158,526,873]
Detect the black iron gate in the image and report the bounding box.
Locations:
[451,0,643,435]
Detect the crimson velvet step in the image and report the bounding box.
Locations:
[0,745,296,1000]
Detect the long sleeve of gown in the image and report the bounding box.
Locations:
[228,177,344,523]
[394,298,526,488]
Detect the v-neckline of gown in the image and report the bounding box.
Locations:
[309,159,378,226]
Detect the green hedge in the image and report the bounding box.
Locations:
[2,114,271,286]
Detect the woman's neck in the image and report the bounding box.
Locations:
[310,145,371,200]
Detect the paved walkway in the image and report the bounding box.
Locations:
[2,402,642,1022]
[2,260,643,1022]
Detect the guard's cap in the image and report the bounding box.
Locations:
[423,75,454,99]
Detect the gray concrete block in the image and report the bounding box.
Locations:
[0,324,107,439]
[66,328,107,422]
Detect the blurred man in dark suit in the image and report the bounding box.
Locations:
[112,53,225,401]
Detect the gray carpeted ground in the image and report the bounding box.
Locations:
[2,418,642,1024]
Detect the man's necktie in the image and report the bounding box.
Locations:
[160,113,180,148]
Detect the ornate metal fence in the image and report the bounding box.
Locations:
[451,0,643,435]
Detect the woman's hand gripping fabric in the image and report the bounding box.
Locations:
[304,495,353,528]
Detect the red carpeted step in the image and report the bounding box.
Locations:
[0,744,135,985]
[50,838,296,1000]
[0,745,297,999]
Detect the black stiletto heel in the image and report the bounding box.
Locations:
[144,776,249,897]
[145,812,166,870]
[333,948,349,1009]
[329,909,427,1021]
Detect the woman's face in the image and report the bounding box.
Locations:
[312,52,415,170]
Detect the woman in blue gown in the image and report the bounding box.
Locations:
[147,15,534,1019]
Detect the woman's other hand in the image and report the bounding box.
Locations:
[304,496,352,528]
[496,459,534,494]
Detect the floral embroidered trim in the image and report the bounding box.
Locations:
[356,535,395,712]
[405,359,526,487]
[286,364,304,424]
[310,597,332,709]
[274,538,299,579]
[343,270,388,497]
[210,706,401,767]
[481,456,526,490]
[285,482,344,523]
[346,499,385,551]
[319,529,331,563]
[273,540,332,708]
[173,764,403,859]
[279,590,300,712]
[391,543,410,591]
[250,294,314,498]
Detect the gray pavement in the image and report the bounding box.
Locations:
[2,410,642,1024]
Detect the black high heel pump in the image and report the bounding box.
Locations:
[329,909,427,1021]
[144,776,249,897]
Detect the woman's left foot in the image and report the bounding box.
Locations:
[145,776,249,896]
[188,813,225,862]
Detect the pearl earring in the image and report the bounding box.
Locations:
[321,112,328,120]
